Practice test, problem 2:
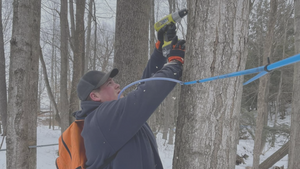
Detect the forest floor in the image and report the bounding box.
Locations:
[0,112,290,169]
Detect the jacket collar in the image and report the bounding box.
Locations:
[73,101,102,120]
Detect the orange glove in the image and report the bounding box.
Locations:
[168,36,186,64]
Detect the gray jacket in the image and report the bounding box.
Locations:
[74,49,182,169]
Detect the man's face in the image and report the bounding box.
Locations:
[93,78,123,102]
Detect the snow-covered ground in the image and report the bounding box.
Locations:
[0,114,290,169]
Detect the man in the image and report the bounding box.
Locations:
[74,26,185,168]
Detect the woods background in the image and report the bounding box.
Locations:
[0,0,299,169]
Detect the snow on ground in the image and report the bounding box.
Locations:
[0,115,290,169]
[235,114,290,169]
[235,138,288,169]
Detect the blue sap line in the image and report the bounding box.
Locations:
[118,53,300,99]
[118,77,183,98]
[243,71,268,85]
[183,66,265,85]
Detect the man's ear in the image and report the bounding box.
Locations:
[89,91,102,102]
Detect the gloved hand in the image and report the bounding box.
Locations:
[168,36,186,64]
[156,23,177,52]
[165,23,177,41]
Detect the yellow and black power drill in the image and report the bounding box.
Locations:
[154,8,188,57]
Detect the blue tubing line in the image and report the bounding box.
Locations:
[118,53,300,99]
[183,66,265,85]
[118,77,183,99]
[267,53,300,71]
[243,71,268,85]
[243,53,300,85]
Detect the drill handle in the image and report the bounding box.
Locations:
[163,23,176,43]
[162,23,176,57]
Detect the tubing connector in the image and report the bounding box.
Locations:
[264,57,271,72]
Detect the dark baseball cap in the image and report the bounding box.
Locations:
[77,68,119,101]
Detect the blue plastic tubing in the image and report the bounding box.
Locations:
[118,53,300,99]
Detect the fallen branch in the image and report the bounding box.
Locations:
[0,135,5,150]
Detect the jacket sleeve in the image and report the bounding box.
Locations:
[96,63,182,151]
[141,48,166,79]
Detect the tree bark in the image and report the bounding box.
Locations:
[92,2,97,70]
[40,47,61,125]
[60,0,70,132]
[27,2,41,168]
[253,1,277,168]
[0,0,8,136]
[7,0,41,168]
[69,0,75,51]
[149,0,155,54]
[50,10,58,129]
[173,1,249,168]
[259,141,289,169]
[85,0,93,73]
[114,0,150,93]
[69,0,85,123]
[146,0,158,133]
[272,15,289,147]
[289,0,300,168]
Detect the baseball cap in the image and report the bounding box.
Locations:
[77,68,119,101]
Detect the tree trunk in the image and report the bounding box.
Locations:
[253,1,277,168]
[159,0,179,146]
[85,0,93,73]
[60,0,70,132]
[54,42,58,130]
[168,85,180,145]
[7,0,41,168]
[69,0,85,123]
[289,0,300,168]
[93,2,97,70]
[69,0,75,51]
[146,0,159,134]
[168,0,176,13]
[272,16,289,147]
[173,1,249,169]
[0,0,7,136]
[40,48,60,125]
[24,1,41,168]
[114,0,150,92]
[259,140,289,169]
[50,12,57,129]
[160,87,178,144]
[149,0,155,55]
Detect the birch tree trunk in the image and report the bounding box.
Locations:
[288,0,300,167]
[253,1,277,168]
[60,0,70,132]
[7,0,41,168]
[114,0,150,91]
[173,1,249,168]
[0,0,7,136]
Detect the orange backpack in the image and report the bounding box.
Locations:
[56,120,87,169]
[56,119,120,169]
